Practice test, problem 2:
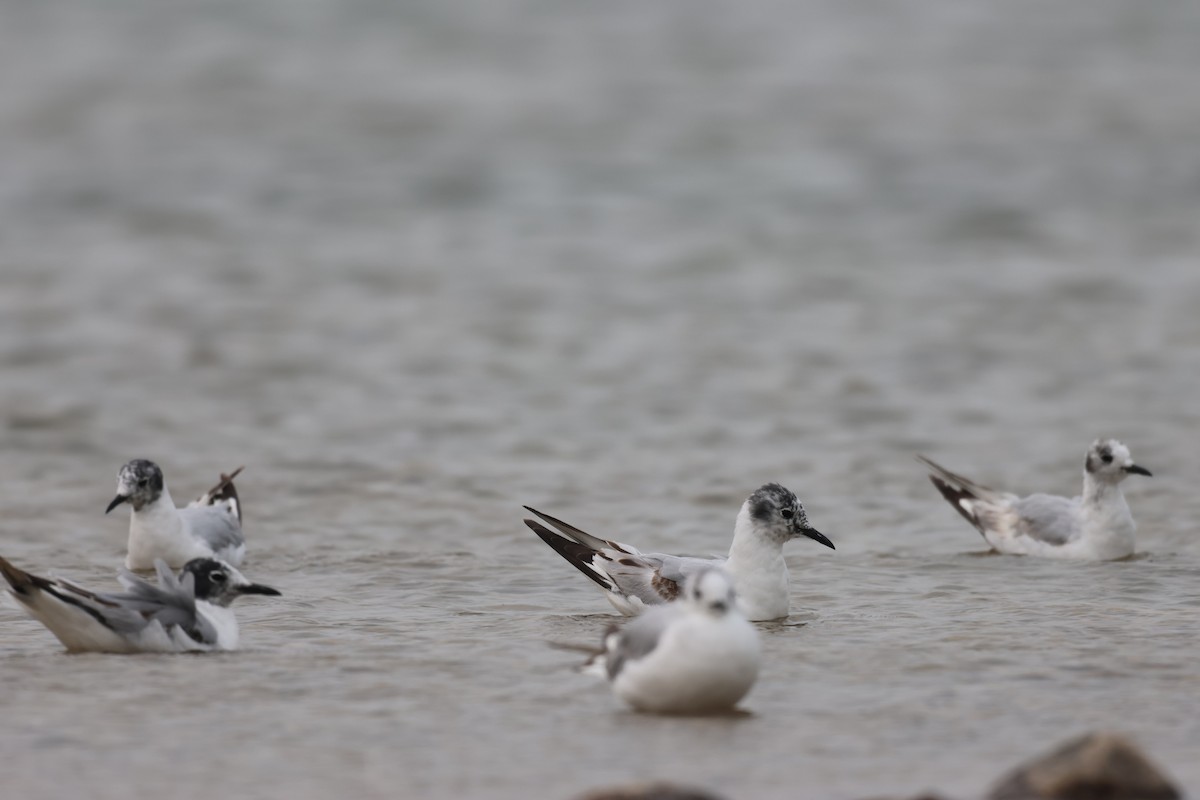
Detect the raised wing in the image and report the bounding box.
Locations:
[112,560,218,644]
[524,506,721,608]
[188,466,244,523]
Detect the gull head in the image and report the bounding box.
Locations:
[1085,439,1152,483]
[106,459,165,513]
[743,483,834,550]
[684,568,739,618]
[181,558,281,608]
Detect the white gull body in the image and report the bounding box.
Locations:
[525,483,834,622]
[0,556,280,653]
[579,569,761,714]
[106,459,246,570]
[919,438,1152,561]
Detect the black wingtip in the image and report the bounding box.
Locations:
[928,475,986,535]
[0,555,32,593]
[525,519,613,591]
[0,555,56,596]
[522,505,575,533]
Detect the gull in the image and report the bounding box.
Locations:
[106,459,246,570]
[565,568,761,714]
[0,555,280,653]
[918,438,1152,560]
[525,483,834,621]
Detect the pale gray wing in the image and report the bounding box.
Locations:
[524,507,720,607]
[603,552,723,606]
[655,554,721,583]
[180,504,244,552]
[1012,493,1082,545]
[107,560,218,644]
[606,605,680,679]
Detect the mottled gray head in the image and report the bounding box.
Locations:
[106,459,165,513]
[684,568,739,617]
[180,558,280,608]
[1084,439,1152,483]
[744,483,834,550]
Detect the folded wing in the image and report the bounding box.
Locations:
[112,560,219,644]
[525,506,719,609]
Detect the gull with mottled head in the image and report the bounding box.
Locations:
[918,438,1152,560]
[525,482,833,621]
[106,459,246,570]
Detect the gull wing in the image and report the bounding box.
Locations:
[180,504,244,554]
[188,466,244,523]
[111,560,218,644]
[1011,493,1082,546]
[524,507,719,607]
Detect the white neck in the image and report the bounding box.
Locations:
[724,505,790,621]
[726,507,785,565]
[131,486,180,527]
[1081,472,1126,509]
[198,602,240,650]
[1078,472,1136,558]
[127,486,205,569]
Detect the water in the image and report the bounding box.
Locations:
[2,1,1199,797]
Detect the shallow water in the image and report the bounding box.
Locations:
[2,1,1200,798]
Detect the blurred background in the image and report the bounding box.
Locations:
[2,1,1199,798]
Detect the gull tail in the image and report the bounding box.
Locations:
[916,455,991,535]
[195,466,244,522]
[547,637,610,678]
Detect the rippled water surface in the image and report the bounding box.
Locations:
[3,2,1200,798]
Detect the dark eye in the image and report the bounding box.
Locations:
[138,479,149,488]
[209,570,227,583]
[780,508,794,519]
[1100,453,1113,464]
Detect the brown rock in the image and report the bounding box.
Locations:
[988,732,1180,800]
[576,782,726,800]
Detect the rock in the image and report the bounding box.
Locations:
[575,782,726,800]
[987,732,1180,800]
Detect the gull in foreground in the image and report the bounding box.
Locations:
[106,459,246,570]
[918,438,1152,561]
[566,568,760,714]
[0,556,279,653]
[525,483,833,621]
